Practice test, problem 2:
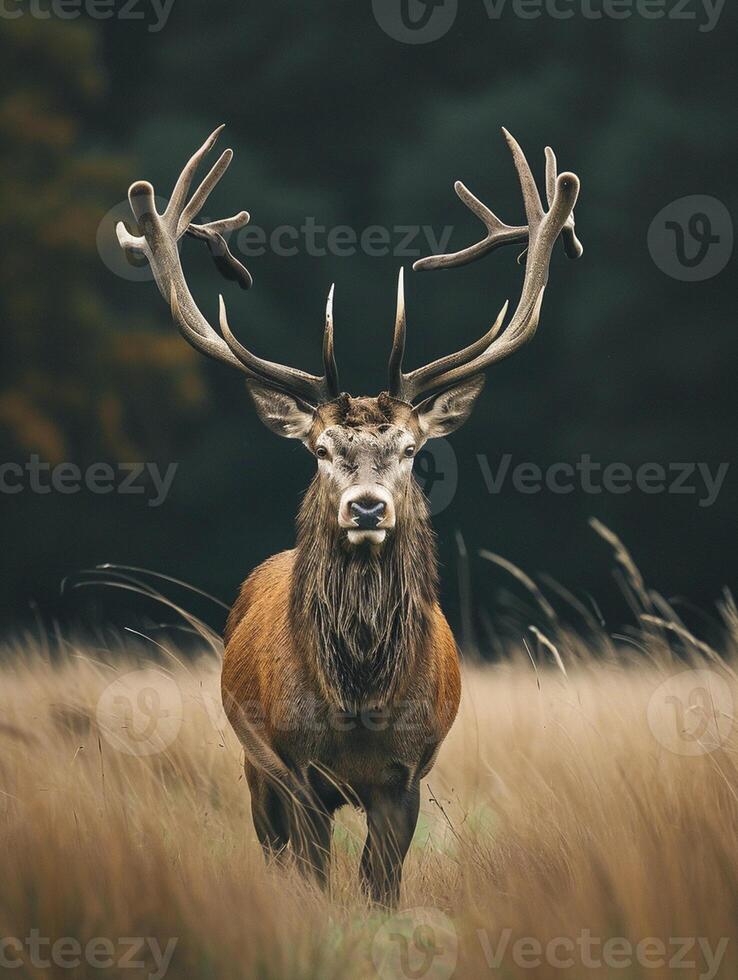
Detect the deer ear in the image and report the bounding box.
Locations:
[246,380,317,441]
[413,374,485,440]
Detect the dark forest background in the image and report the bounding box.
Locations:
[0,0,735,645]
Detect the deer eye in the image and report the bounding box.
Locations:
[316,446,329,459]
[404,445,416,458]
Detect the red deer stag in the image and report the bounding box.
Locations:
[116,125,582,905]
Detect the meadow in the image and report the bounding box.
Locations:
[0,527,736,979]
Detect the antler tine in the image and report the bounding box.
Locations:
[218,294,337,405]
[192,211,251,236]
[117,126,341,405]
[393,129,582,403]
[546,146,584,260]
[503,127,545,230]
[413,182,528,272]
[323,284,340,399]
[164,125,225,223]
[176,147,233,237]
[387,267,509,400]
[545,146,557,206]
[186,212,253,291]
[388,268,407,398]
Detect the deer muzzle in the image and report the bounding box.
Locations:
[338,486,395,545]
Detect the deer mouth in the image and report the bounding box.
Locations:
[346,529,387,547]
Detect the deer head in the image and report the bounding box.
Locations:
[117,126,582,550]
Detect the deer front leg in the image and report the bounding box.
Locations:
[360,781,420,908]
[245,764,290,864]
[286,775,335,888]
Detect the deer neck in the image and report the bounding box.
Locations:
[291,476,438,711]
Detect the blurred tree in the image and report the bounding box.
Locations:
[0,12,207,464]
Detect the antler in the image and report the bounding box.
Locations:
[388,129,582,403]
[116,126,340,405]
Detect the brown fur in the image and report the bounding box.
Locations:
[222,547,460,783]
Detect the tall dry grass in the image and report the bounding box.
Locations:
[0,532,736,979]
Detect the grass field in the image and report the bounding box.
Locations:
[0,530,736,979]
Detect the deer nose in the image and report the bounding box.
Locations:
[350,500,386,530]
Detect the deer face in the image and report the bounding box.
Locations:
[313,396,414,546]
[247,381,484,548]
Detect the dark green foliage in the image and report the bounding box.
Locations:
[0,1,735,636]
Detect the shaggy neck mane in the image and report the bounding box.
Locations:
[291,477,438,711]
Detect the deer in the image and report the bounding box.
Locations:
[116,124,582,906]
